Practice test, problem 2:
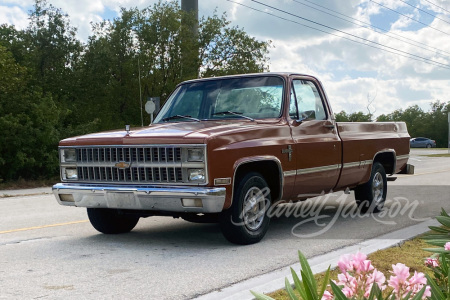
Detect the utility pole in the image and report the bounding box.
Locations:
[448,112,450,153]
[181,0,198,35]
[181,0,199,79]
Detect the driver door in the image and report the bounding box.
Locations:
[289,77,342,198]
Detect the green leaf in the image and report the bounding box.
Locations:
[367,283,379,300]
[298,251,317,295]
[423,248,450,254]
[250,291,276,300]
[319,266,331,298]
[329,280,348,300]
[425,273,445,300]
[441,208,450,217]
[436,216,450,228]
[285,278,299,300]
[423,234,450,240]
[291,267,307,300]
[428,226,450,234]
[301,270,316,300]
[426,239,450,247]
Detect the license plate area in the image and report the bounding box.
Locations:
[106,192,138,209]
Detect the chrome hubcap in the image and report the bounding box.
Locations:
[372,172,384,205]
[242,187,266,231]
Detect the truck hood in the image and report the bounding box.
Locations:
[59,120,279,146]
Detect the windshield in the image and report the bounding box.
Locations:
[154,76,284,123]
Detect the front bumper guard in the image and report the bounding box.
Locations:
[52,183,226,213]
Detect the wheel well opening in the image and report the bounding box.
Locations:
[374,152,395,175]
[234,161,282,202]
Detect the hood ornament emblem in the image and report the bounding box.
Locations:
[125,125,130,135]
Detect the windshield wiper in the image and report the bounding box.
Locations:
[212,111,254,121]
[162,115,200,122]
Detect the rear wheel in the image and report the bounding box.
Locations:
[219,172,271,245]
[354,162,387,213]
[87,208,139,234]
[426,144,432,148]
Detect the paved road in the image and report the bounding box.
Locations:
[1,149,449,299]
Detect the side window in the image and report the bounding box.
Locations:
[291,80,327,121]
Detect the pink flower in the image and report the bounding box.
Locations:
[391,263,410,282]
[368,269,386,288]
[337,254,352,273]
[342,286,354,298]
[445,242,450,251]
[425,258,439,268]
[424,285,431,298]
[408,271,427,285]
[351,252,367,271]
[360,260,374,273]
[321,290,333,300]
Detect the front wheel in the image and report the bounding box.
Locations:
[219,172,271,245]
[354,162,387,213]
[87,208,140,234]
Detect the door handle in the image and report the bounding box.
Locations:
[324,124,335,129]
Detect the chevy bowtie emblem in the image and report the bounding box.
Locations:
[115,162,130,169]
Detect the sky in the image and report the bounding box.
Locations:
[1,0,450,117]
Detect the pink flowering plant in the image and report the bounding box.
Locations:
[421,208,450,299]
[251,209,450,300]
[251,250,430,300]
[324,253,430,300]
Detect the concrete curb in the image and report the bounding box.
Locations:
[0,187,52,198]
[194,219,439,300]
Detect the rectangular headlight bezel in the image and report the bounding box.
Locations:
[62,167,78,180]
[61,148,77,163]
[187,148,204,162]
[188,168,205,182]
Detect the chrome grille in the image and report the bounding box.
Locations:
[77,166,183,183]
[76,147,182,163]
[69,146,186,184]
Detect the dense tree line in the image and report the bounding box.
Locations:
[0,0,271,181]
[335,100,450,148]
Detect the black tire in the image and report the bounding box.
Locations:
[354,162,387,213]
[87,208,139,234]
[219,172,271,245]
[426,144,432,148]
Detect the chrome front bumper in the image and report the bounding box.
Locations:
[52,183,226,213]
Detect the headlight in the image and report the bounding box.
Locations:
[188,169,205,182]
[63,168,78,180]
[187,148,204,162]
[62,148,77,162]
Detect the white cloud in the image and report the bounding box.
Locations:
[0,5,29,30]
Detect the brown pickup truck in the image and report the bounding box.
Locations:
[53,73,411,244]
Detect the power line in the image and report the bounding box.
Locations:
[370,0,450,36]
[292,0,450,58]
[249,0,450,69]
[225,0,450,70]
[397,0,450,26]
[421,0,450,15]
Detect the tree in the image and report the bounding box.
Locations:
[335,111,372,122]
[0,46,60,181]
[377,101,449,147]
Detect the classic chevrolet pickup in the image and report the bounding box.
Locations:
[53,73,411,244]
